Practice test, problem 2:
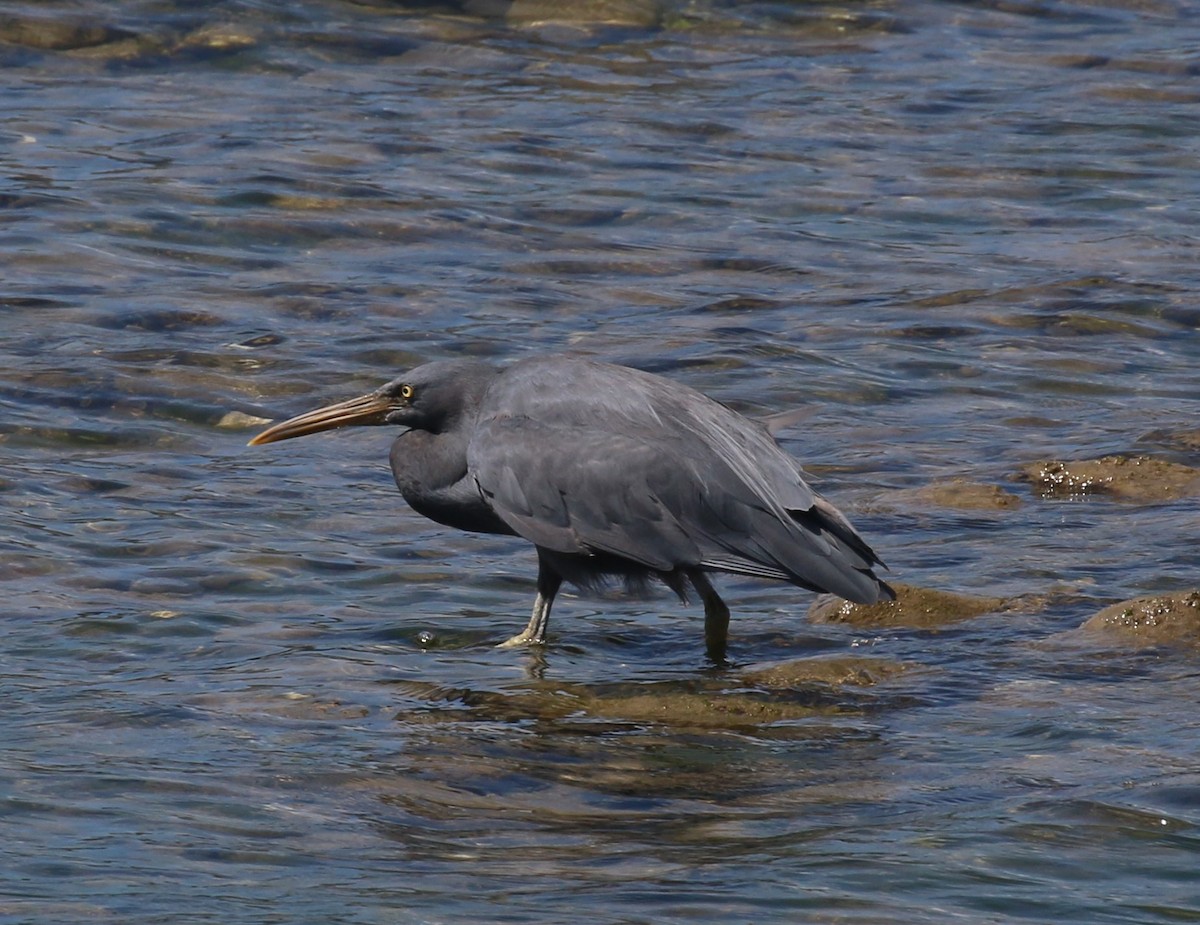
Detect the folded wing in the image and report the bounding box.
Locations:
[467,357,891,604]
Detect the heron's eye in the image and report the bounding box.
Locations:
[400,384,415,400]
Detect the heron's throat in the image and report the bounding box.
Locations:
[386,428,509,535]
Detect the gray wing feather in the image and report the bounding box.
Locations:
[468,356,888,603]
[471,419,700,571]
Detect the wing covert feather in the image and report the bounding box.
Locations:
[470,417,701,570]
[467,356,887,602]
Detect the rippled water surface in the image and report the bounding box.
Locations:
[3,1,1199,922]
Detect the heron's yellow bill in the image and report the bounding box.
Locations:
[247,392,392,446]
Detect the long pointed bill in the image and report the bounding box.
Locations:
[247,392,395,446]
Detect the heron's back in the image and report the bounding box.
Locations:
[470,355,891,604]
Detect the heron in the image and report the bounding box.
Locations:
[248,354,893,659]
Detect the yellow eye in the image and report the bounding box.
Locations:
[400,384,415,400]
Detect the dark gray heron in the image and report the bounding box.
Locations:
[249,354,893,658]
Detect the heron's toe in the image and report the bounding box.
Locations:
[496,629,545,649]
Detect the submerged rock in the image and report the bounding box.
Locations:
[578,686,831,728]
[0,13,133,50]
[1081,591,1200,647]
[880,479,1022,511]
[1019,455,1200,503]
[740,656,912,689]
[808,582,1008,629]
[393,679,838,729]
[217,410,272,430]
[1138,427,1200,453]
[469,0,665,27]
[390,654,912,732]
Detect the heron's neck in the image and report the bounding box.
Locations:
[388,428,511,535]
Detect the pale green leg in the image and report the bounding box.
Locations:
[498,565,562,648]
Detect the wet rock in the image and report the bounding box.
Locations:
[1170,429,1200,452]
[1081,591,1200,647]
[809,582,1008,629]
[229,333,285,350]
[1139,428,1200,454]
[740,656,912,689]
[93,308,226,332]
[176,23,258,54]
[880,479,1021,511]
[579,686,831,727]
[393,680,811,728]
[275,693,371,721]
[918,479,1022,510]
[195,689,372,722]
[0,14,133,50]
[1019,455,1200,503]
[392,662,911,731]
[68,23,260,66]
[474,0,665,27]
[218,410,272,430]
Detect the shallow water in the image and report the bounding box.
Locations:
[2,1,1199,922]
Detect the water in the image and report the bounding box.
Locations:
[2,1,1199,922]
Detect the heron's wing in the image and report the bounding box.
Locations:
[469,415,885,602]
[468,355,889,603]
[757,406,812,436]
[469,418,702,572]
[476,355,818,513]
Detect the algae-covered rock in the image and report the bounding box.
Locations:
[808,582,1007,629]
[917,479,1022,510]
[1139,428,1200,454]
[475,0,665,27]
[1166,429,1200,452]
[1019,455,1200,503]
[881,479,1021,512]
[390,656,915,732]
[176,23,258,53]
[740,656,912,689]
[0,13,132,50]
[217,410,272,430]
[405,680,837,728]
[579,687,830,728]
[1081,591,1200,647]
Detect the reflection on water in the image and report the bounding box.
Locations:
[2,1,1199,922]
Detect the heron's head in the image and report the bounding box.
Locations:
[247,358,496,446]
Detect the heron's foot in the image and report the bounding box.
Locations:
[496,627,546,649]
[497,589,554,649]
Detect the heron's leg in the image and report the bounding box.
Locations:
[497,558,562,648]
[687,569,730,660]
